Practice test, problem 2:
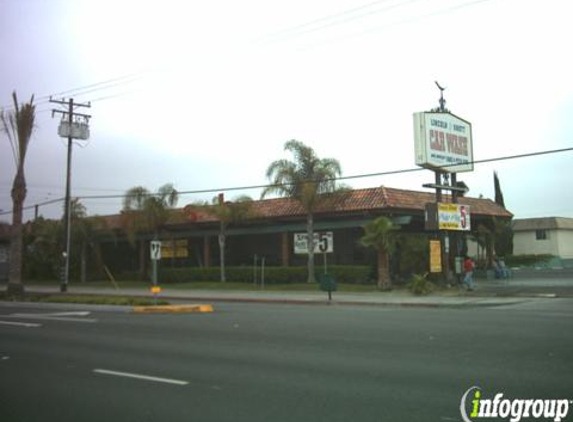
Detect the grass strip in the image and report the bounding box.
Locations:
[0,292,169,306]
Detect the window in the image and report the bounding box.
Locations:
[535,229,548,240]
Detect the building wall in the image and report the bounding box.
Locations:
[513,230,560,256]
[0,243,8,281]
[555,230,573,259]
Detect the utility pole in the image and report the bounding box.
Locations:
[50,97,91,292]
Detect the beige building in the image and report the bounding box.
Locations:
[513,217,573,266]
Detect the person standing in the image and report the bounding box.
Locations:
[463,255,476,291]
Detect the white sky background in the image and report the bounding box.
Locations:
[1,0,572,222]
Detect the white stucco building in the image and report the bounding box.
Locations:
[512,217,573,266]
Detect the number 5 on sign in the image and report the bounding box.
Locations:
[150,241,162,260]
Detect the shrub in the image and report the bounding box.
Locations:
[408,273,435,296]
[118,265,375,285]
[504,254,554,268]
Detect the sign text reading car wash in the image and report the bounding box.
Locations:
[413,112,473,173]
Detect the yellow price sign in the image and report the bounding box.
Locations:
[429,240,442,273]
[151,286,162,294]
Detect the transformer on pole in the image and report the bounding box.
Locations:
[50,97,91,292]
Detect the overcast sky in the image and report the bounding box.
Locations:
[1,0,572,222]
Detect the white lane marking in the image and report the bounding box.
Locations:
[93,369,189,386]
[1,356,9,360]
[0,320,42,328]
[46,311,92,317]
[8,314,97,323]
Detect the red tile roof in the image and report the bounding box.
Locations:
[239,186,511,220]
[98,186,512,230]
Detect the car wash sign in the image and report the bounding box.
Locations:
[413,112,473,173]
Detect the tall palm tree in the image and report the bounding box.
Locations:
[121,183,179,279]
[1,91,36,294]
[360,216,399,290]
[262,140,342,283]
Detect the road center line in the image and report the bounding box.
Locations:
[8,314,97,323]
[93,369,189,386]
[0,320,42,328]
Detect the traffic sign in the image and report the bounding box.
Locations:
[294,232,334,254]
[150,241,162,260]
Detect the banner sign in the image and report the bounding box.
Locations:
[430,240,442,273]
[438,203,471,231]
[161,239,189,259]
[294,232,333,254]
[413,111,473,173]
[426,203,471,231]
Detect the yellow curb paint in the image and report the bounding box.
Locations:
[132,304,214,314]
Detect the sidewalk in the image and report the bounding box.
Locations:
[22,284,534,309]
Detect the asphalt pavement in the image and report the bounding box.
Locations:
[1,298,572,422]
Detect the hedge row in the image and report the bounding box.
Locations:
[117,265,373,285]
[503,254,554,268]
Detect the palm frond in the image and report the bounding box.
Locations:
[1,92,35,168]
[123,186,149,211]
[157,183,179,208]
[263,139,343,212]
[360,217,399,251]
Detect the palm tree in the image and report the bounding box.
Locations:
[360,216,399,290]
[121,183,179,279]
[1,91,36,294]
[262,140,342,283]
[210,194,253,282]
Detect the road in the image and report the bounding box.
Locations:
[1,299,572,422]
[477,271,573,297]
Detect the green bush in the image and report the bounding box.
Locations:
[119,265,374,285]
[408,273,435,296]
[504,254,554,268]
[113,271,145,282]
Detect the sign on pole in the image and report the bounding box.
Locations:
[413,111,473,173]
[430,240,442,273]
[150,241,162,260]
[294,232,334,254]
[425,203,471,231]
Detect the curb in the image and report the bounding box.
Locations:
[159,295,526,309]
[132,304,214,314]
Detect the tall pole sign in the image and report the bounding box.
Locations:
[413,83,474,283]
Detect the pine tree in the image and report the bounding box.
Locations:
[494,171,505,208]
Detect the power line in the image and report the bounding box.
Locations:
[265,0,495,45]
[50,147,573,199]
[40,73,144,101]
[0,197,66,216]
[271,0,425,40]
[262,0,407,39]
[1,146,571,217]
[1,72,146,111]
[89,90,138,104]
